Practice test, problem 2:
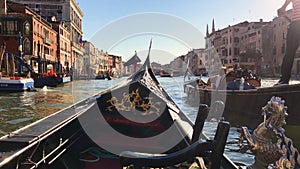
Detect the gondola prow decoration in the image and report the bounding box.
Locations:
[239,96,300,169]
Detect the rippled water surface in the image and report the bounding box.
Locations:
[0,76,299,167]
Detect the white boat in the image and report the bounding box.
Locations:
[0,77,34,91]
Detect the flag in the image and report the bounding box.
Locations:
[79,37,83,46]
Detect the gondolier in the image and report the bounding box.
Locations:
[276,0,300,85]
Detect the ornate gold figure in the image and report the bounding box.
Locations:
[106,88,162,116]
[239,96,300,169]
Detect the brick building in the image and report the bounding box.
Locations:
[51,21,71,74]
[9,0,84,77]
[0,2,58,74]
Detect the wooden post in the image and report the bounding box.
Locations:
[191,104,209,144]
[0,44,6,76]
[211,121,230,169]
[11,54,15,76]
[5,52,9,77]
[17,32,23,74]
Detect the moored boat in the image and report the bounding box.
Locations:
[0,42,239,169]
[0,77,34,91]
[34,75,71,88]
[159,69,173,77]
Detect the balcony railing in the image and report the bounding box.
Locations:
[44,54,55,62]
[44,38,53,45]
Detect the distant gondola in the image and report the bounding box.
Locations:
[0,41,239,169]
[159,69,173,77]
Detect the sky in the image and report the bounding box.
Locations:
[76,0,289,64]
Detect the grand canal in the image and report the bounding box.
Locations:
[0,76,299,167]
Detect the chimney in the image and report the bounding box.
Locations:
[0,0,7,15]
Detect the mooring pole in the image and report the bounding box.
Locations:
[37,41,41,74]
[17,32,23,74]
[5,52,9,76]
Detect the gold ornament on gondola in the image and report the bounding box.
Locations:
[106,88,162,116]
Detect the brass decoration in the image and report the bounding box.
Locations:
[106,89,162,116]
[239,96,300,169]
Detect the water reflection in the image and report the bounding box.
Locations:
[0,86,73,135]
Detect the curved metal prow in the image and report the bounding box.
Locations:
[142,39,152,70]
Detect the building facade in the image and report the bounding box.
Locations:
[8,0,84,77]
[0,2,58,74]
[271,10,300,75]
[51,21,71,74]
[239,20,273,75]
[205,19,278,76]
[184,49,206,76]
[82,41,95,77]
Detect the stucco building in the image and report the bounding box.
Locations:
[184,49,206,76]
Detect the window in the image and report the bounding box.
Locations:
[64,42,67,51]
[234,48,239,55]
[282,44,285,54]
[44,46,49,55]
[24,22,30,35]
[273,46,277,55]
[24,38,31,54]
[33,41,36,53]
[234,37,239,43]
[6,21,15,35]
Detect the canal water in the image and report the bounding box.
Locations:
[0,76,299,167]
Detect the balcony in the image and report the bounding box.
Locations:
[72,41,83,50]
[44,54,55,62]
[71,42,84,55]
[44,38,53,46]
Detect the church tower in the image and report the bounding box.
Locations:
[212,19,215,33]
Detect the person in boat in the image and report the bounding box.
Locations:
[206,67,227,89]
[226,66,257,90]
[275,0,300,85]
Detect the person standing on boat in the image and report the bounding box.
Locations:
[276,0,300,85]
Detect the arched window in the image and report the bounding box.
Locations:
[24,22,30,35]
[24,38,31,55]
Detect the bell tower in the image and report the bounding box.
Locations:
[212,19,215,33]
